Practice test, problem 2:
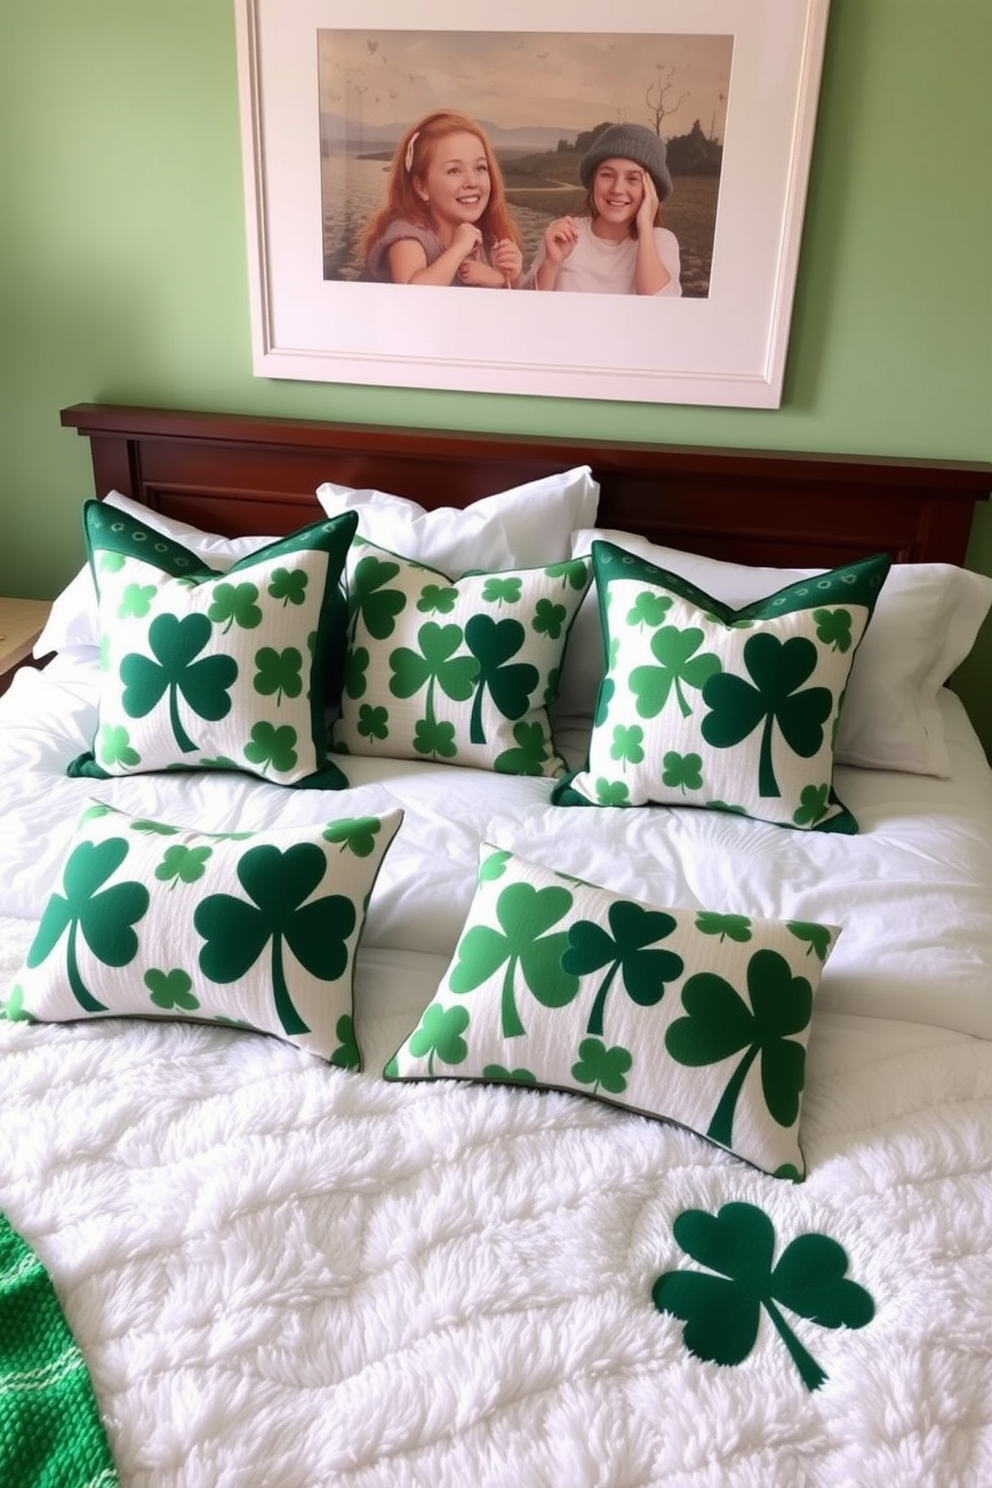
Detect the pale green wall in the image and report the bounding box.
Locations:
[2,0,990,742]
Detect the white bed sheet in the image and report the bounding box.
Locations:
[1,656,991,1487]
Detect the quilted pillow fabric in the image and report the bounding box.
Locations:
[67,500,358,787]
[10,801,404,1065]
[385,847,839,1178]
[330,540,592,775]
[554,542,892,830]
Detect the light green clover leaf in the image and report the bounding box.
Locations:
[571,1036,633,1095]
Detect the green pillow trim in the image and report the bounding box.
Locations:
[552,543,892,832]
[68,501,358,788]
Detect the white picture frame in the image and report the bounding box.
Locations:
[234,0,830,408]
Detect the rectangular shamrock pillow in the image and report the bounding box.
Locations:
[330,540,592,775]
[385,847,840,1178]
[9,801,403,1065]
[67,500,358,787]
[552,542,892,830]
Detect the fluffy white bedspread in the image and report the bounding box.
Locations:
[1,663,991,1486]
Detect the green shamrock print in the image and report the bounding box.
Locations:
[194,843,357,1036]
[243,721,299,776]
[627,591,673,629]
[571,1036,632,1095]
[145,967,200,1011]
[254,645,303,704]
[322,816,385,858]
[329,1013,360,1070]
[787,921,834,961]
[118,582,156,619]
[594,777,630,806]
[464,615,537,745]
[349,554,406,640]
[695,911,752,944]
[701,633,832,799]
[155,844,213,889]
[417,582,458,614]
[813,607,853,653]
[562,901,684,1037]
[481,576,522,605]
[494,720,552,775]
[665,948,814,1153]
[26,838,150,1013]
[268,567,308,607]
[793,783,831,827]
[482,1063,537,1084]
[344,645,370,700]
[120,612,238,754]
[408,1003,470,1073]
[630,625,721,720]
[652,1202,874,1391]
[208,580,263,633]
[390,622,478,759]
[532,597,567,640]
[611,724,645,768]
[99,723,140,769]
[661,750,703,792]
[448,881,579,1038]
[357,703,389,743]
[0,985,33,1023]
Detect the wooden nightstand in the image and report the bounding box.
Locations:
[0,597,53,698]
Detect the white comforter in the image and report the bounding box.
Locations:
[1,659,991,1488]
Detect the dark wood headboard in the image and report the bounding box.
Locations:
[60,404,991,569]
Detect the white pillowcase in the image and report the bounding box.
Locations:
[561,530,992,777]
[316,466,599,575]
[38,470,601,660]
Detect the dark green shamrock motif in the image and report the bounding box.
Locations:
[26,838,150,1012]
[652,1202,874,1391]
[630,625,721,719]
[448,881,579,1038]
[243,721,299,776]
[813,607,853,653]
[390,622,479,760]
[254,646,303,704]
[349,554,406,641]
[700,633,832,799]
[120,613,238,754]
[562,902,684,1037]
[268,567,308,607]
[329,1012,361,1070]
[194,844,357,1036]
[665,948,814,1154]
[464,615,538,745]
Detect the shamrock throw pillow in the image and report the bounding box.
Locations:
[553,542,892,830]
[10,800,403,1065]
[385,847,839,1178]
[67,500,358,787]
[330,540,592,775]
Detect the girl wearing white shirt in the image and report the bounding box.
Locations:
[530,123,681,297]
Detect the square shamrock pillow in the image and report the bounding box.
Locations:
[67,500,359,787]
[552,542,892,830]
[330,540,592,775]
[385,847,839,1178]
[9,801,403,1065]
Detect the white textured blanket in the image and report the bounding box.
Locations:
[2,914,990,1488]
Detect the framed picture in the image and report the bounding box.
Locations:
[235,0,830,408]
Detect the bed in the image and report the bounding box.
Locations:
[1,402,991,1488]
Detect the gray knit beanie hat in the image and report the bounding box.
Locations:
[580,123,673,202]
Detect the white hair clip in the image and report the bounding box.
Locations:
[404,132,420,173]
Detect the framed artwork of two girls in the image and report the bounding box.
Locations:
[235,0,831,408]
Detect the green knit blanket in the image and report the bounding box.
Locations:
[0,1211,118,1488]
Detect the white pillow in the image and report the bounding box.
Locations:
[35,491,278,658]
[315,466,599,575]
[560,530,992,777]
